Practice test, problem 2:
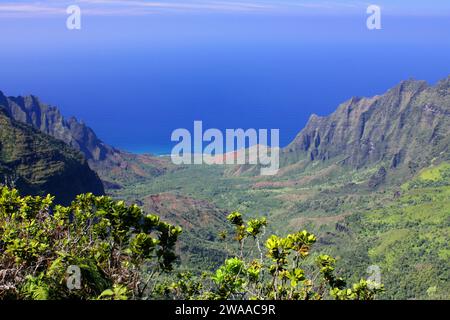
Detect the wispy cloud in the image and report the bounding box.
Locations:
[1,0,447,18]
[0,0,371,17]
[0,3,64,17]
[0,0,275,17]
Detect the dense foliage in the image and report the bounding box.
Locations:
[0,187,181,299]
[0,188,383,300]
[0,110,104,204]
[336,162,450,299]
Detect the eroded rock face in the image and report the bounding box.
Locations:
[0,92,118,163]
[0,91,174,186]
[0,108,104,204]
[284,77,450,170]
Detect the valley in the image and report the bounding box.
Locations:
[1,76,449,299]
[107,77,450,299]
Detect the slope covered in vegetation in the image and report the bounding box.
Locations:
[335,162,450,299]
[0,109,104,204]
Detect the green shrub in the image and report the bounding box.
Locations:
[0,187,181,300]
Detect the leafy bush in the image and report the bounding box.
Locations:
[157,212,384,300]
[0,187,181,300]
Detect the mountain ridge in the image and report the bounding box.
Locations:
[0,107,104,204]
[280,76,450,180]
[3,75,450,188]
[0,91,174,187]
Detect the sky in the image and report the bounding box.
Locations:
[0,1,449,154]
[1,1,450,17]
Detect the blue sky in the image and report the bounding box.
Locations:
[1,0,449,17]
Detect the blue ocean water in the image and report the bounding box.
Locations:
[1,13,450,155]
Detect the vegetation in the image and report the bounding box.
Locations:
[159,212,382,300]
[336,162,450,300]
[0,109,104,204]
[0,187,382,300]
[0,187,181,299]
[2,76,449,300]
[108,159,450,300]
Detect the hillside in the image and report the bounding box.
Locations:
[334,161,450,299]
[0,108,104,204]
[139,192,231,268]
[0,91,174,187]
[282,77,450,179]
[110,76,450,299]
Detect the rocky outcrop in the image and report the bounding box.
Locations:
[284,76,450,172]
[0,108,104,204]
[0,93,114,163]
[0,91,173,186]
